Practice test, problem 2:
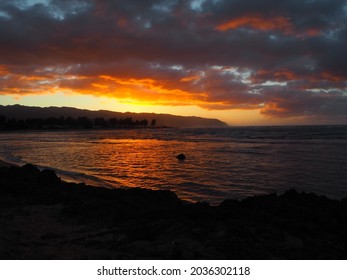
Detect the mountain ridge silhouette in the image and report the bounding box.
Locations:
[0,104,228,128]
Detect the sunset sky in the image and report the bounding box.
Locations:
[1,0,347,125]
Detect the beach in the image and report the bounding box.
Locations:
[1,161,347,259]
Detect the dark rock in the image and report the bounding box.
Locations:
[20,164,40,183]
[2,163,347,259]
[38,169,61,185]
[176,153,186,160]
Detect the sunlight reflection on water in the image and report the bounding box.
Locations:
[1,127,347,204]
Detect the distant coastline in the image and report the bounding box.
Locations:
[0,104,228,129]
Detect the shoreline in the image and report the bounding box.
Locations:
[0,159,18,168]
[1,162,347,259]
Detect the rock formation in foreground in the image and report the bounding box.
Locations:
[1,163,347,259]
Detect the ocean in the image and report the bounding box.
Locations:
[1,126,347,204]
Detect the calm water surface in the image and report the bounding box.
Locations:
[1,126,347,204]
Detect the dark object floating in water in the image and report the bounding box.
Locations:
[176,153,186,160]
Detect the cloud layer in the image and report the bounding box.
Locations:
[1,0,347,121]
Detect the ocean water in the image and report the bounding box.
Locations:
[1,126,347,204]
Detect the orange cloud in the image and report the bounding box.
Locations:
[0,65,10,75]
[274,70,301,81]
[95,75,208,105]
[320,71,345,82]
[91,82,109,89]
[252,69,301,83]
[117,17,128,28]
[180,75,201,82]
[260,100,290,115]
[304,28,321,37]
[0,64,213,108]
[216,14,294,34]
[0,65,59,95]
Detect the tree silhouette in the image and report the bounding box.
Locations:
[0,115,6,128]
[0,115,151,130]
[94,117,107,128]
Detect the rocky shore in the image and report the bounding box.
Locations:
[1,162,347,259]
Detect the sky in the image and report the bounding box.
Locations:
[1,0,347,125]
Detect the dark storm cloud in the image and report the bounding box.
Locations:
[0,0,347,121]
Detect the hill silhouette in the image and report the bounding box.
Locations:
[0,105,228,128]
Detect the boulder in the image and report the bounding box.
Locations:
[176,153,186,160]
[38,169,61,185]
[20,164,40,183]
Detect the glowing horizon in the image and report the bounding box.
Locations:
[1,0,347,125]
